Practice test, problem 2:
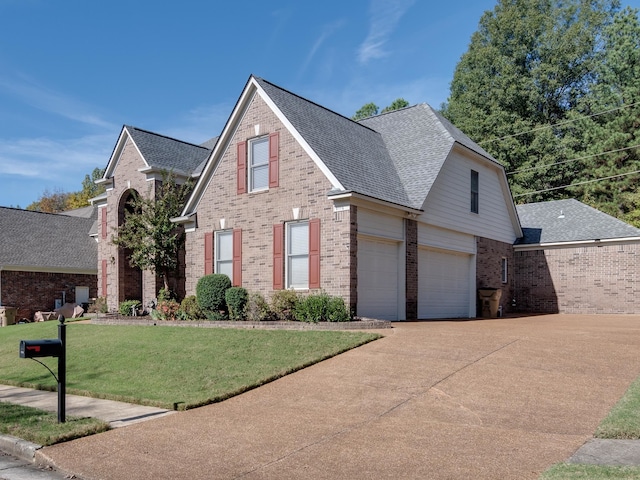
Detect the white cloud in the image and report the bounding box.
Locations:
[298,19,346,78]
[357,0,415,64]
[0,71,117,130]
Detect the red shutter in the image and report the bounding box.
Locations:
[237,141,247,194]
[101,207,107,239]
[268,131,279,188]
[273,224,284,290]
[101,259,107,297]
[204,232,213,275]
[232,229,242,287]
[309,219,321,289]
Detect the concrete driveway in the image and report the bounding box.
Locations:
[40,315,640,480]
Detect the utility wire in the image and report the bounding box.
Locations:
[480,100,640,145]
[507,144,640,175]
[513,169,640,197]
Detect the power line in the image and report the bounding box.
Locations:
[480,100,640,145]
[507,144,640,175]
[513,169,640,198]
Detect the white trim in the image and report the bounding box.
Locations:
[286,220,310,290]
[514,236,640,251]
[328,191,423,216]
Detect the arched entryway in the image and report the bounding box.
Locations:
[117,190,143,303]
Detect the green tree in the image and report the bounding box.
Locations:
[568,7,640,226]
[26,188,71,213]
[352,102,379,120]
[381,98,409,113]
[442,0,621,202]
[67,167,106,209]
[112,172,192,292]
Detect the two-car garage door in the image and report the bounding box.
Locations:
[418,247,472,319]
[357,237,472,320]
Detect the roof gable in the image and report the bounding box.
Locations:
[102,126,211,181]
[516,199,640,244]
[0,207,97,272]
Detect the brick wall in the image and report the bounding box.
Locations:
[514,243,640,314]
[185,94,353,305]
[405,219,418,320]
[1,270,97,320]
[476,236,515,314]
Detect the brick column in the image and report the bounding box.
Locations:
[405,218,418,320]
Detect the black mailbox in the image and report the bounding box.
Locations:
[19,339,63,358]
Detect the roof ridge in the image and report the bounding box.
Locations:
[254,76,380,134]
[125,125,212,151]
[0,206,89,218]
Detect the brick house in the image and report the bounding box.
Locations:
[171,76,522,320]
[93,76,640,319]
[0,206,98,320]
[514,199,640,314]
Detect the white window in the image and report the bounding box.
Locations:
[287,221,309,289]
[501,257,508,283]
[249,137,269,192]
[215,231,233,281]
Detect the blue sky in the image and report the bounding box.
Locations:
[1,0,638,208]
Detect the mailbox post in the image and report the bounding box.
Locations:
[19,316,66,423]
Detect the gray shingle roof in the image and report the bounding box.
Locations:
[125,126,212,175]
[254,78,411,208]
[255,78,495,210]
[516,199,640,244]
[0,207,97,271]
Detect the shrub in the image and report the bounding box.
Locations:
[326,296,350,322]
[270,290,300,321]
[177,295,203,320]
[153,298,181,321]
[119,300,141,316]
[225,287,249,321]
[295,293,330,323]
[245,292,271,322]
[196,274,231,314]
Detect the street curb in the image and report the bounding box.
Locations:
[0,433,41,461]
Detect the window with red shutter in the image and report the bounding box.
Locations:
[273,224,284,290]
[204,232,213,275]
[232,229,242,286]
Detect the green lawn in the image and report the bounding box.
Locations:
[0,322,381,410]
[540,376,640,479]
[0,402,108,446]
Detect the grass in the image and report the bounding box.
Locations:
[0,321,380,410]
[0,402,109,446]
[539,376,640,479]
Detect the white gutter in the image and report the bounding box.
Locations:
[514,236,640,251]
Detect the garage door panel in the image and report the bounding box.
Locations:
[358,238,399,321]
[419,248,471,319]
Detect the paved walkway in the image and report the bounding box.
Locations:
[5,315,640,479]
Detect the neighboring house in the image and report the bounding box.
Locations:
[172,76,521,320]
[94,126,212,309]
[515,199,640,314]
[0,206,98,320]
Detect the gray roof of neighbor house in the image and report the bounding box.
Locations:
[0,207,97,272]
[125,126,212,175]
[516,199,640,244]
[254,77,496,210]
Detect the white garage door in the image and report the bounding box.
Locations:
[418,248,471,319]
[358,238,400,320]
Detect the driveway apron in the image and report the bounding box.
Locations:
[40,315,640,480]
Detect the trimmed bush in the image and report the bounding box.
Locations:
[152,298,180,321]
[270,290,300,321]
[244,292,271,322]
[295,293,330,323]
[177,295,203,320]
[326,296,350,322]
[225,287,249,321]
[196,274,232,314]
[119,300,141,316]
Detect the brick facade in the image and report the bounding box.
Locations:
[185,94,354,305]
[405,219,418,320]
[476,236,515,314]
[1,270,97,320]
[514,243,640,314]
